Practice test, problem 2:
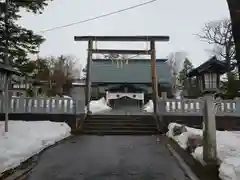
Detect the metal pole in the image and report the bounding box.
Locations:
[86,40,93,113]
[150,41,158,113]
[4,0,9,132]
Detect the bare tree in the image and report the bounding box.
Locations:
[50,55,77,95]
[197,19,236,65]
[34,55,77,96]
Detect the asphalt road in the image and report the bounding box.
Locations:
[25,136,189,180]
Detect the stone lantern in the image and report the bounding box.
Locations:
[187,56,230,94]
[187,56,230,165]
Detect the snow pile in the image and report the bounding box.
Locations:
[89,97,112,114]
[0,121,71,175]
[175,90,182,99]
[143,100,153,112]
[167,123,240,180]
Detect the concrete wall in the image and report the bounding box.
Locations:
[161,115,240,131]
[70,85,101,100]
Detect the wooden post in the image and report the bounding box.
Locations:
[150,41,158,113]
[4,73,10,132]
[86,40,93,113]
[203,94,217,165]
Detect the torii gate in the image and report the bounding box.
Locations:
[227,0,240,66]
[74,36,170,114]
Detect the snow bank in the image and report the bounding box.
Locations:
[143,100,153,112]
[167,123,240,180]
[89,97,112,114]
[0,121,71,174]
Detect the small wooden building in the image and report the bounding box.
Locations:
[10,75,44,97]
[0,62,21,93]
[187,56,230,95]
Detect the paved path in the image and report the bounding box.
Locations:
[25,136,189,180]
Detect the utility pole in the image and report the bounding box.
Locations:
[3,0,10,132]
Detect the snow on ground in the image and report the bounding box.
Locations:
[89,97,112,114]
[0,121,71,175]
[143,100,153,112]
[167,123,240,180]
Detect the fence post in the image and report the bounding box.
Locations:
[160,92,167,113]
[156,92,167,132]
[202,94,217,165]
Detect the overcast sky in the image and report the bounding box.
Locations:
[18,0,230,71]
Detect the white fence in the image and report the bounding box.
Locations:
[159,99,238,116]
[0,96,85,114]
[0,96,238,116]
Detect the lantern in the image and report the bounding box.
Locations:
[187,56,229,94]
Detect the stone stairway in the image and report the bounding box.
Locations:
[82,114,160,135]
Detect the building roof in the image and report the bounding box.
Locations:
[11,74,44,86]
[90,59,173,84]
[187,56,230,77]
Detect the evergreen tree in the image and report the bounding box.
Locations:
[178,58,194,87]
[178,58,199,97]
[0,0,52,74]
[223,72,240,98]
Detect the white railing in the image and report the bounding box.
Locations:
[163,99,202,116]
[159,99,238,116]
[216,100,237,115]
[0,96,85,114]
[0,96,238,116]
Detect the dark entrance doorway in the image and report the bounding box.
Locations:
[110,96,142,108]
[106,84,146,115]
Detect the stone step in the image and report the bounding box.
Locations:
[84,126,157,130]
[87,115,153,120]
[82,114,159,135]
[85,119,156,124]
[81,130,159,135]
[84,122,156,127]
